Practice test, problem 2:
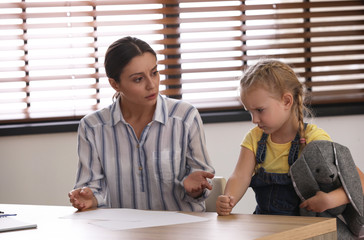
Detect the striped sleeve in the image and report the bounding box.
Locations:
[74,116,107,207]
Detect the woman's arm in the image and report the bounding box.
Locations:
[73,119,106,207]
[183,111,215,199]
[185,112,215,173]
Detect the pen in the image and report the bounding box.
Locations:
[0,214,17,217]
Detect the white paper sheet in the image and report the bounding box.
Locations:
[0,217,37,232]
[62,208,209,231]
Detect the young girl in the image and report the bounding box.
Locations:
[216,59,364,216]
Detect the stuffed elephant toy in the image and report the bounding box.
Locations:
[290,140,364,239]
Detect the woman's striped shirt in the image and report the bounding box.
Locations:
[74,94,215,212]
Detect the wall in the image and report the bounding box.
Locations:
[1,114,363,214]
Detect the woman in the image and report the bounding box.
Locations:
[68,36,215,212]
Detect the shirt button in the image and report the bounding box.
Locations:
[137,144,140,148]
[139,166,142,171]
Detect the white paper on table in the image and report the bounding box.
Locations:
[61,208,209,231]
[0,217,37,232]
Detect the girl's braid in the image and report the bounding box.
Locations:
[270,61,307,147]
[296,93,306,147]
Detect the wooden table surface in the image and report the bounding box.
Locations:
[0,204,336,240]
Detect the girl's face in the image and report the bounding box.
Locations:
[241,87,292,134]
[109,52,160,108]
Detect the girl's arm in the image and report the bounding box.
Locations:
[357,166,364,194]
[300,166,364,212]
[299,188,348,212]
[216,146,255,215]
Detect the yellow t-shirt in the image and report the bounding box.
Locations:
[241,124,331,174]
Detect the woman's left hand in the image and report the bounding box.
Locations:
[184,171,214,198]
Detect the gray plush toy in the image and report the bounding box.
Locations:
[290,140,364,239]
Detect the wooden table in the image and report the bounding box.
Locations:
[0,204,336,240]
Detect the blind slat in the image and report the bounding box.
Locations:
[1,0,363,123]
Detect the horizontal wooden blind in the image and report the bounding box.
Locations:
[0,0,363,124]
[0,0,168,123]
[169,0,364,110]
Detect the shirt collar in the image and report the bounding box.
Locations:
[111,94,168,126]
[153,94,168,125]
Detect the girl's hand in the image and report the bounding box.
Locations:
[216,195,235,216]
[68,187,97,211]
[183,171,214,198]
[299,191,331,212]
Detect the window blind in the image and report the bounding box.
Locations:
[0,0,363,124]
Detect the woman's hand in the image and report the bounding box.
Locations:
[68,187,98,211]
[183,171,214,198]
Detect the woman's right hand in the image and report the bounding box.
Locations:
[68,187,97,211]
[216,195,235,216]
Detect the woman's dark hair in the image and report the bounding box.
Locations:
[104,36,157,83]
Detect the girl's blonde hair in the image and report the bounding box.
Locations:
[240,58,311,146]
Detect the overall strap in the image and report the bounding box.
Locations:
[288,132,300,166]
[256,132,268,164]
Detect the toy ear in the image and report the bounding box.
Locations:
[333,142,363,217]
[290,152,320,201]
[342,196,364,238]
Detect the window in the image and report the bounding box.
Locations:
[1,0,364,125]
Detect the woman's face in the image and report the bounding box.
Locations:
[110,52,160,108]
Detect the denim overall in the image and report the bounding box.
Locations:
[249,127,306,216]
